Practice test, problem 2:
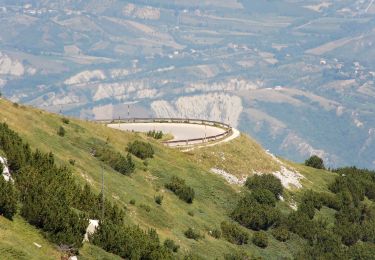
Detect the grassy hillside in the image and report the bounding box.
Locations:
[0,99,340,259]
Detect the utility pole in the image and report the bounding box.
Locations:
[101,164,104,221]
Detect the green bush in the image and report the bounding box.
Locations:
[139,203,151,212]
[154,195,163,205]
[165,176,195,203]
[245,174,283,199]
[62,117,70,124]
[129,199,136,205]
[57,126,65,137]
[305,155,325,169]
[147,130,163,140]
[252,231,268,248]
[91,222,172,259]
[210,228,222,239]
[184,228,203,240]
[221,221,249,245]
[164,239,180,253]
[252,188,276,206]
[271,227,290,242]
[0,174,17,220]
[94,147,135,176]
[231,193,281,231]
[224,250,252,260]
[127,140,154,159]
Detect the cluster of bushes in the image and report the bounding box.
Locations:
[220,221,249,245]
[147,130,163,140]
[91,222,173,259]
[0,123,172,258]
[93,146,135,176]
[282,167,375,258]
[165,176,195,203]
[127,140,154,159]
[232,175,283,234]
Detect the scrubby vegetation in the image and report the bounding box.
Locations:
[165,176,195,203]
[305,155,325,169]
[57,126,65,137]
[220,221,249,245]
[245,174,283,199]
[91,223,172,259]
[164,239,180,253]
[0,122,171,257]
[232,175,283,231]
[252,231,268,248]
[0,171,17,220]
[127,140,154,159]
[147,130,163,140]
[93,146,135,176]
[184,227,203,240]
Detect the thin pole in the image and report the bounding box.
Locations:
[101,164,104,220]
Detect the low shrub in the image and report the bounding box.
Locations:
[0,175,17,220]
[231,193,281,231]
[224,250,252,260]
[245,174,283,199]
[57,126,65,137]
[154,195,163,205]
[252,231,268,248]
[252,188,276,206]
[271,227,290,242]
[221,221,249,245]
[127,140,154,159]
[62,117,70,124]
[184,227,203,240]
[94,147,135,176]
[129,199,136,205]
[139,204,151,212]
[147,130,163,140]
[164,239,180,253]
[210,228,221,239]
[165,176,195,203]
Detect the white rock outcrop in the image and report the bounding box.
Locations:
[151,93,243,127]
[64,70,106,86]
[0,156,12,182]
[0,52,25,76]
[83,219,99,242]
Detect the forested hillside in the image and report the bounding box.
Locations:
[1,99,374,259]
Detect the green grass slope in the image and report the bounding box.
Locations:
[0,99,338,259]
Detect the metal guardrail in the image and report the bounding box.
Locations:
[94,117,233,147]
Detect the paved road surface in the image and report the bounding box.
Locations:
[108,122,226,141]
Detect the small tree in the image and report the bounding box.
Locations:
[305,155,325,169]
